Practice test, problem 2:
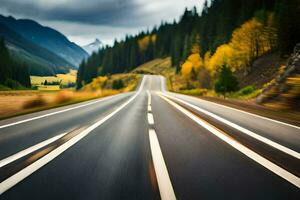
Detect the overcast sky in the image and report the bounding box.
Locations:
[0,0,204,46]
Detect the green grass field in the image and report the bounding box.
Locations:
[31,70,77,90]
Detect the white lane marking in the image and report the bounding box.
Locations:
[0,132,67,168]
[148,106,152,112]
[149,129,176,200]
[0,77,146,195]
[159,94,300,188]
[0,95,114,129]
[0,76,146,130]
[160,93,300,160]
[147,90,151,105]
[170,92,300,130]
[148,113,154,125]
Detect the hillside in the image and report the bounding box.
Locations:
[257,45,300,110]
[77,0,299,89]
[0,15,88,67]
[0,22,74,75]
[235,52,286,88]
[132,57,173,76]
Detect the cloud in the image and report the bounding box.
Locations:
[0,0,204,45]
[0,0,147,26]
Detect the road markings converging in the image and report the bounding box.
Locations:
[173,93,300,130]
[0,77,146,195]
[0,132,67,168]
[159,94,300,188]
[0,76,147,130]
[149,129,176,200]
[147,90,176,200]
[160,93,300,160]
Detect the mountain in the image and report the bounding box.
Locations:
[0,15,88,67]
[82,39,103,55]
[0,21,76,75]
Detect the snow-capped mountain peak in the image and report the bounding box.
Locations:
[82,39,103,55]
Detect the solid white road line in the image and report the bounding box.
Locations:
[0,76,146,130]
[0,132,67,168]
[159,94,300,188]
[171,92,300,130]
[160,93,300,160]
[149,129,176,200]
[0,95,117,129]
[0,77,145,195]
[148,106,152,112]
[148,113,154,125]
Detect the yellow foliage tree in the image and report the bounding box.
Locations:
[208,44,238,75]
[208,13,277,75]
[89,76,108,91]
[203,51,211,69]
[181,61,193,78]
[138,35,156,52]
[181,37,203,79]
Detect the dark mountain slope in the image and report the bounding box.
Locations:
[0,22,74,75]
[0,15,88,67]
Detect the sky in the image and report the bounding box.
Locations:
[0,0,204,46]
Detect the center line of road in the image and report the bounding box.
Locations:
[159,94,300,188]
[149,129,176,200]
[147,90,152,111]
[160,93,300,160]
[0,77,146,195]
[147,90,151,105]
[148,113,154,125]
[0,132,67,168]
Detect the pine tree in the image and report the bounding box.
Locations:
[0,38,11,84]
[214,64,239,97]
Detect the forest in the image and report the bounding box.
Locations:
[76,0,300,89]
[0,38,31,89]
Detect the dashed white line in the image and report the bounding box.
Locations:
[147,90,151,105]
[159,94,300,188]
[0,132,67,168]
[160,93,300,160]
[148,113,154,125]
[149,129,176,200]
[0,77,146,195]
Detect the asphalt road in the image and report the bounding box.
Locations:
[0,75,299,200]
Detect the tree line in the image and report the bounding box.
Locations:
[77,0,300,89]
[0,38,31,89]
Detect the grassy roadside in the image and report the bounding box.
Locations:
[0,74,141,120]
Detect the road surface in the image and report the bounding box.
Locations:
[0,75,299,199]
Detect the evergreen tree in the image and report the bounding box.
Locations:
[0,38,11,84]
[214,64,239,96]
